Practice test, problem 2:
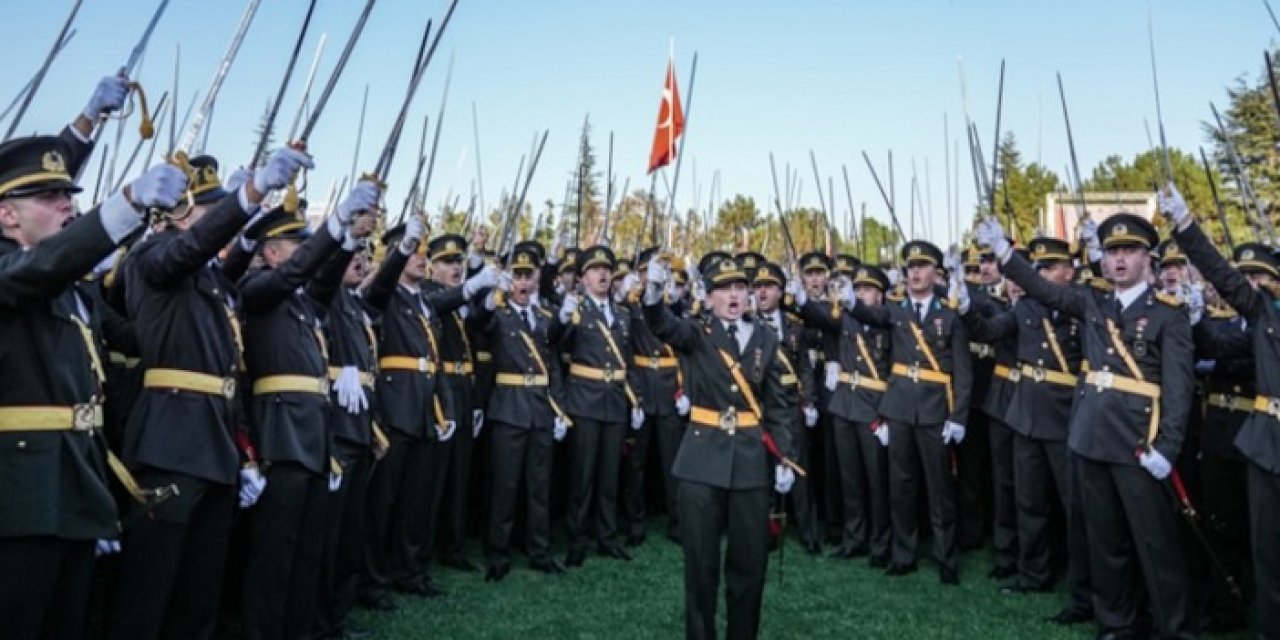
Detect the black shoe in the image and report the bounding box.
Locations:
[803,540,822,556]
[395,580,444,598]
[829,545,868,559]
[868,555,888,570]
[341,626,373,640]
[939,566,959,586]
[624,533,647,548]
[484,564,511,582]
[999,581,1050,595]
[440,555,479,573]
[1045,607,1093,625]
[357,592,397,612]
[987,564,1017,580]
[565,549,586,568]
[666,532,682,545]
[597,544,632,561]
[529,558,566,575]
[884,562,917,577]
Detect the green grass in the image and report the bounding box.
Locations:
[350,520,1248,639]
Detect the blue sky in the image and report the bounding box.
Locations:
[4,0,1275,246]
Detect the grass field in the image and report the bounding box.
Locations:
[348,518,1204,639]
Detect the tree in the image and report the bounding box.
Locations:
[249,100,274,167]
[993,134,1063,244]
[1203,51,1280,244]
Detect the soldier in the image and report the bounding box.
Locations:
[1166,185,1280,639]
[476,242,571,580]
[955,238,1094,619]
[556,245,645,567]
[0,113,182,640]
[979,211,1196,638]
[356,215,463,606]
[753,262,820,553]
[1156,239,1191,294]
[796,250,838,546]
[796,263,894,566]
[836,240,972,585]
[237,180,376,640]
[642,255,795,640]
[109,149,307,640]
[621,247,686,546]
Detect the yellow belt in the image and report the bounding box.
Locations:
[495,372,550,387]
[1018,364,1078,388]
[441,361,474,375]
[1086,370,1162,445]
[108,351,140,369]
[1206,393,1255,413]
[475,351,492,363]
[144,368,237,399]
[808,348,823,363]
[969,342,995,359]
[379,355,437,374]
[252,375,329,396]
[326,367,375,387]
[1253,395,1280,418]
[838,371,887,392]
[689,405,760,432]
[993,364,1015,381]
[569,363,626,383]
[891,363,952,386]
[0,404,104,432]
[634,356,678,370]
[780,373,798,387]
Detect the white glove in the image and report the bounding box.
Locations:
[943,245,963,275]
[824,362,840,391]
[553,416,568,441]
[786,278,807,307]
[1079,217,1103,263]
[239,465,267,509]
[841,281,857,310]
[887,269,902,288]
[1185,284,1205,325]
[225,167,252,193]
[1194,360,1216,375]
[437,420,457,442]
[473,409,485,438]
[1159,182,1191,228]
[872,421,889,447]
[1138,448,1172,480]
[941,421,966,445]
[630,407,645,431]
[774,464,796,494]
[400,214,425,254]
[83,74,129,120]
[646,256,669,286]
[674,393,690,416]
[464,264,499,298]
[498,270,513,292]
[95,538,122,557]
[559,293,579,324]
[334,366,369,415]
[622,272,640,294]
[128,163,189,210]
[253,147,314,194]
[336,179,380,225]
[803,405,818,428]
[951,272,971,314]
[974,217,1011,261]
[328,471,343,493]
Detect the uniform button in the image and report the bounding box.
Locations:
[1106,348,1114,355]
[1037,359,1044,366]
[212,287,220,295]
[16,440,26,449]
[1103,366,1110,372]
[1041,342,1048,349]
[1144,407,1151,413]
[730,385,739,392]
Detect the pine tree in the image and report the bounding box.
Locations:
[249,100,275,167]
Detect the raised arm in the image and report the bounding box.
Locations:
[134,190,254,289]
[1174,220,1266,321]
[1000,251,1090,320]
[239,224,341,314]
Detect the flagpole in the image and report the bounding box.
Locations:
[662,50,697,253]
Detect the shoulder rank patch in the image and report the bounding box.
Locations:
[1206,305,1237,320]
[1088,277,1113,293]
[571,310,581,325]
[1154,291,1184,308]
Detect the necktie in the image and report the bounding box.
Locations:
[520,309,531,330]
[914,302,924,322]
[765,314,781,340]
[727,322,740,353]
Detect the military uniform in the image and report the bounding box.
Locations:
[0,133,139,640]
[1005,215,1195,637]
[643,257,794,640]
[556,246,641,564]
[1175,225,1280,639]
[799,264,894,565]
[844,241,972,583]
[111,159,252,640]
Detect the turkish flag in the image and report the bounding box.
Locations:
[647,58,684,174]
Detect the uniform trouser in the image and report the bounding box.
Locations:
[361,430,413,598]
[888,422,958,572]
[438,382,475,560]
[820,410,842,536]
[623,412,684,538]
[0,536,95,640]
[487,421,554,566]
[784,414,820,547]
[406,436,451,579]
[678,481,771,640]
[566,416,625,551]
[1077,457,1193,638]
[108,471,235,640]
[956,410,991,549]
[831,416,890,560]
[1249,462,1280,639]
[1198,448,1249,620]
[987,418,1017,572]
[241,462,328,640]
[314,446,373,638]
[1012,434,1070,589]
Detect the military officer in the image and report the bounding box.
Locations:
[980,210,1196,638]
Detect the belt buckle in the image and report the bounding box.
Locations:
[1032,367,1046,383]
[603,365,616,383]
[1269,398,1280,417]
[319,379,331,394]
[648,358,660,371]
[906,364,920,383]
[849,372,861,388]
[1094,371,1114,392]
[417,357,430,373]
[222,378,237,400]
[1009,368,1022,382]
[72,403,98,431]
[720,407,738,435]
[524,373,536,387]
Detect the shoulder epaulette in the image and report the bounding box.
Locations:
[887,292,905,303]
[1206,305,1238,320]
[785,311,802,324]
[571,310,581,325]
[537,307,552,318]
[1088,277,1113,293]
[943,297,959,310]
[1154,291,1184,308]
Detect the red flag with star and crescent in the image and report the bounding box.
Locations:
[647,57,684,174]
